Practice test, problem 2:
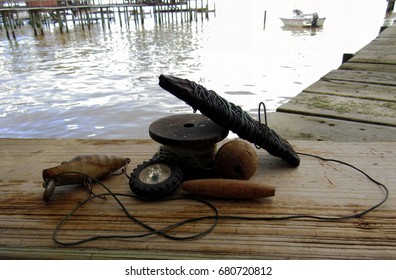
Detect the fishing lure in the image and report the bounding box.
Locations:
[42,154,130,201]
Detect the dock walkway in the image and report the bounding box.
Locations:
[274,24,396,142]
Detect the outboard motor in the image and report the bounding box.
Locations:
[312,12,319,27]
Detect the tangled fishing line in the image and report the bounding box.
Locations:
[51,103,390,246]
[52,156,389,246]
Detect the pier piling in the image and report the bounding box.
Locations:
[386,0,395,13]
[0,0,216,40]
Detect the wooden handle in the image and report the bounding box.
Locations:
[182,179,275,199]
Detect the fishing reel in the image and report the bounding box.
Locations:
[129,158,183,199]
[129,113,228,199]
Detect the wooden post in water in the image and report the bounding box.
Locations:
[63,10,69,33]
[4,12,16,40]
[386,0,395,13]
[140,6,144,25]
[56,10,63,33]
[166,4,170,23]
[2,12,11,40]
[133,7,138,25]
[100,7,105,29]
[194,0,197,21]
[71,9,76,26]
[201,0,203,21]
[153,5,157,24]
[157,5,162,24]
[79,9,85,31]
[85,8,91,30]
[106,7,111,30]
[117,7,122,28]
[263,10,267,30]
[39,12,44,36]
[28,11,37,36]
[205,0,209,19]
[188,0,193,22]
[125,7,130,28]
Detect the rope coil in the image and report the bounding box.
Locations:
[158,75,300,166]
[157,144,216,171]
[155,144,217,180]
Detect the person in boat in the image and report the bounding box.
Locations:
[293,9,303,16]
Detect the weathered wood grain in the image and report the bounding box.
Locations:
[278,24,396,128]
[339,62,396,73]
[322,70,396,86]
[277,92,396,127]
[0,138,395,259]
[304,79,396,101]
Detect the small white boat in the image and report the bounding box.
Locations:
[280,9,326,28]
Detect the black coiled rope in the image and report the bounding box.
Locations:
[158,74,300,166]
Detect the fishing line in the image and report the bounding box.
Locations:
[156,144,217,171]
[51,171,219,246]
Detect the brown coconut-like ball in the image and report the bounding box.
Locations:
[215,140,258,180]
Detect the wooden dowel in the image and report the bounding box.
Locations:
[182,179,276,200]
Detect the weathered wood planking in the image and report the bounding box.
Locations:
[304,79,396,101]
[347,26,396,64]
[278,25,396,127]
[323,70,396,86]
[277,92,395,127]
[0,138,395,259]
[348,53,396,64]
[339,62,396,73]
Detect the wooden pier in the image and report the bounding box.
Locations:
[275,24,396,141]
[0,0,215,39]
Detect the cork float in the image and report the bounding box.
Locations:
[182,179,275,200]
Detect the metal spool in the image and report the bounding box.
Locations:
[149,114,229,179]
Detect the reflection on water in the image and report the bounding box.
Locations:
[281,25,324,37]
[0,0,389,139]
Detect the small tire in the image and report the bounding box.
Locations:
[129,159,183,199]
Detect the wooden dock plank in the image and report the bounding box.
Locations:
[377,25,396,37]
[346,26,396,64]
[277,92,396,127]
[303,79,396,102]
[348,53,396,65]
[339,62,396,73]
[0,138,395,259]
[322,69,396,86]
[354,39,396,50]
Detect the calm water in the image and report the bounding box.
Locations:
[0,0,389,138]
